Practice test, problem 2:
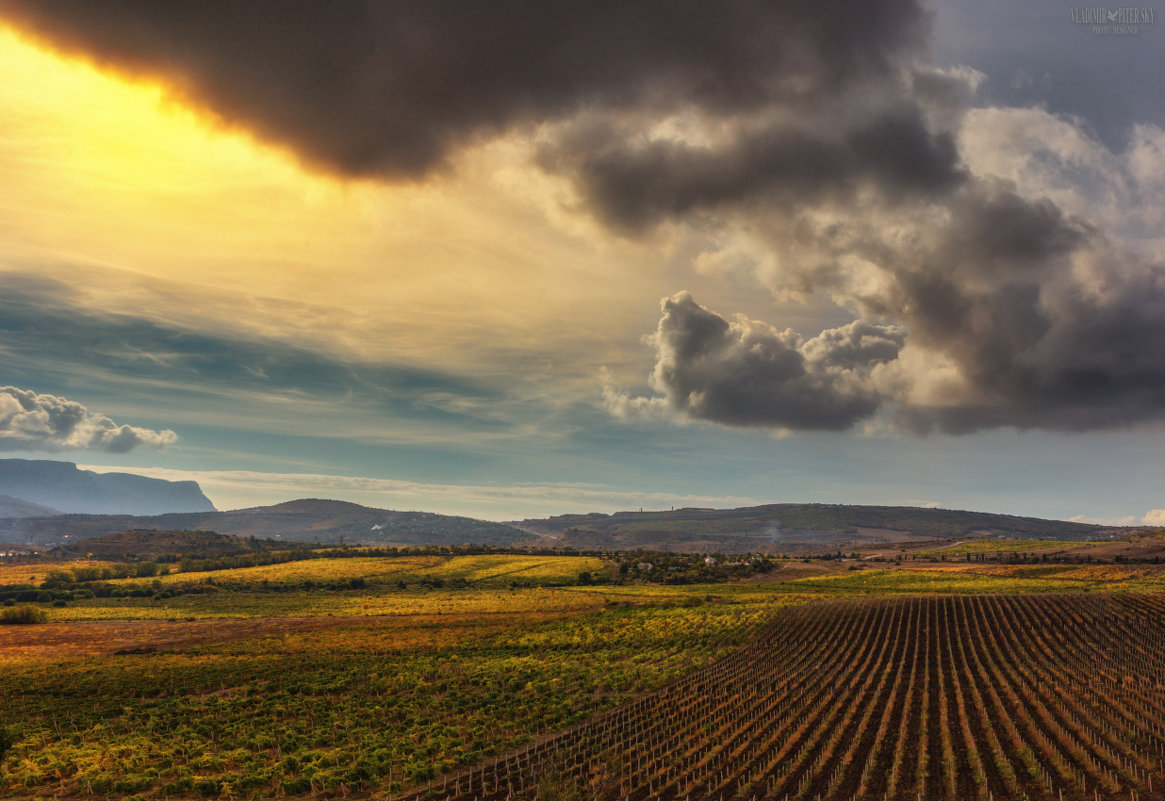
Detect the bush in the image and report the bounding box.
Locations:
[0,605,47,625]
[0,726,14,772]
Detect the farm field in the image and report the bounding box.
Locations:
[1,552,804,800]
[402,593,1165,801]
[3,552,1165,800]
[908,538,1095,557]
[8,553,608,592]
[901,531,1165,563]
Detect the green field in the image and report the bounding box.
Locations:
[907,538,1094,557]
[3,552,1165,799]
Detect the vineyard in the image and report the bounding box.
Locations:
[0,592,797,798]
[400,593,1165,801]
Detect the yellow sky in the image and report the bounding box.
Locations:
[2,10,1163,524]
[0,22,847,406]
[0,28,650,376]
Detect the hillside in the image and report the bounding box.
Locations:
[0,459,214,515]
[0,494,60,518]
[48,529,297,561]
[0,498,529,549]
[512,503,1120,553]
[0,495,1129,554]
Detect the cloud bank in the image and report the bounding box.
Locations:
[606,112,1165,434]
[0,386,176,452]
[605,292,903,431]
[5,1,1164,436]
[0,0,926,178]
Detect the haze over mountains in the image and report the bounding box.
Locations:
[0,459,214,515]
[0,498,529,550]
[509,504,1122,553]
[0,458,1135,553]
[0,494,60,518]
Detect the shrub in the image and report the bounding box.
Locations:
[0,726,13,768]
[0,605,47,624]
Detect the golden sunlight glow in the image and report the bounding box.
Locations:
[0,27,334,192]
[0,26,366,295]
[0,26,782,383]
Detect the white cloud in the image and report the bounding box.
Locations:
[0,386,176,453]
[1067,513,1140,526]
[1142,509,1165,527]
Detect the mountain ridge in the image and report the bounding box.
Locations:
[0,490,1134,554]
[0,498,529,549]
[0,494,61,518]
[509,502,1124,553]
[0,459,215,515]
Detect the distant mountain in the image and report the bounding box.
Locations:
[49,529,296,561]
[511,503,1121,553]
[1,493,1122,554]
[0,494,60,518]
[0,498,528,549]
[0,459,215,515]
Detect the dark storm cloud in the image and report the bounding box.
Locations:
[545,103,964,232]
[896,246,1165,435]
[7,0,1163,437]
[0,0,928,178]
[620,181,1165,435]
[841,180,1165,434]
[639,292,903,430]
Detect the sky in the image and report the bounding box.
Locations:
[0,1,1162,523]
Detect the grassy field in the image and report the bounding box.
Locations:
[903,531,1165,562]
[1,567,801,799]
[3,552,1165,800]
[778,565,1165,593]
[907,538,1094,557]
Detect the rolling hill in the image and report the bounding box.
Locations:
[0,498,529,549]
[0,496,1130,554]
[0,494,60,518]
[511,503,1123,553]
[48,529,298,561]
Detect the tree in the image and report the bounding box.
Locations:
[0,726,14,771]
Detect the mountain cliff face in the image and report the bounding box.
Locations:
[0,459,215,515]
